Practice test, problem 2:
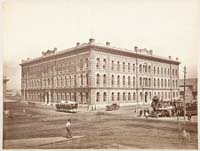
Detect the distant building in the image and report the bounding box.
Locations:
[179,78,197,103]
[3,76,9,97]
[20,38,180,107]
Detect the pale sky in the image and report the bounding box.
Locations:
[2,0,199,90]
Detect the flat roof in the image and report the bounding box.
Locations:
[20,40,181,66]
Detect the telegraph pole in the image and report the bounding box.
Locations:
[183,66,187,127]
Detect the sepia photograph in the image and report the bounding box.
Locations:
[1,0,199,150]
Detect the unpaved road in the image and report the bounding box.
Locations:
[3,102,198,149]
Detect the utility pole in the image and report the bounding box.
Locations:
[183,66,187,128]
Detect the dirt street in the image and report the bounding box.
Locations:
[3,102,198,149]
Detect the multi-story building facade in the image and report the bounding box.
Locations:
[20,38,180,107]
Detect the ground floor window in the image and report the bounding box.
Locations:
[96,92,100,102]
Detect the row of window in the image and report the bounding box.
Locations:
[96,74,178,88]
[96,58,178,76]
[23,58,89,79]
[23,74,89,89]
[96,91,179,102]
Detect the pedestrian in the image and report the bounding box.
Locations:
[65,119,72,138]
[187,112,192,121]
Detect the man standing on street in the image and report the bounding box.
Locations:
[66,119,72,138]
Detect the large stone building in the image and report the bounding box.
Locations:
[20,38,180,107]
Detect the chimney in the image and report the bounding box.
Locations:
[134,46,138,52]
[106,42,110,46]
[176,57,179,61]
[168,56,171,59]
[89,38,95,44]
[149,50,153,55]
[76,42,80,47]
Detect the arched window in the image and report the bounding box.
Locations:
[139,64,142,73]
[133,64,135,72]
[86,58,89,68]
[112,92,114,101]
[123,62,125,72]
[111,75,114,86]
[103,74,106,85]
[133,77,135,87]
[148,65,151,73]
[111,60,114,70]
[133,92,136,100]
[128,92,131,100]
[176,80,178,88]
[172,69,174,76]
[96,58,100,68]
[140,77,142,87]
[69,76,71,86]
[161,68,163,75]
[157,79,160,88]
[128,63,130,71]
[173,80,175,87]
[117,92,120,101]
[65,76,67,87]
[74,75,77,86]
[161,79,163,87]
[123,92,126,101]
[165,79,167,88]
[154,78,156,87]
[117,61,120,71]
[86,74,89,85]
[96,92,100,102]
[140,92,142,101]
[123,76,125,86]
[103,92,107,102]
[96,74,100,85]
[157,67,159,75]
[168,79,170,87]
[117,75,120,85]
[128,76,130,86]
[164,68,166,75]
[149,78,151,87]
[154,67,156,74]
[81,74,83,86]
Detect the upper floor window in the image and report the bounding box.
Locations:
[133,64,135,72]
[175,69,178,76]
[74,75,77,86]
[117,61,120,71]
[128,92,131,100]
[96,58,100,68]
[128,63,130,71]
[123,76,125,86]
[133,77,135,87]
[103,92,107,102]
[111,60,114,70]
[86,74,89,85]
[117,92,120,101]
[103,74,107,85]
[139,64,142,73]
[161,68,163,75]
[86,58,89,68]
[157,78,160,88]
[139,77,142,87]
[128,76,130,86]
[117,75,120,85]
[112,92,114,101]
[172,69,174,76]
[123,92,126,101]
[154,67,156,74]
[103,59,106,69]
[149,78,151,87]
[123,62,125,72]
[157,67,160,75]
[148,65,151,73]
[96,92,100,102]
[164,68,166,75]
[111,75,114,86]
[80,74,83,86]
[96,74,100,85]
